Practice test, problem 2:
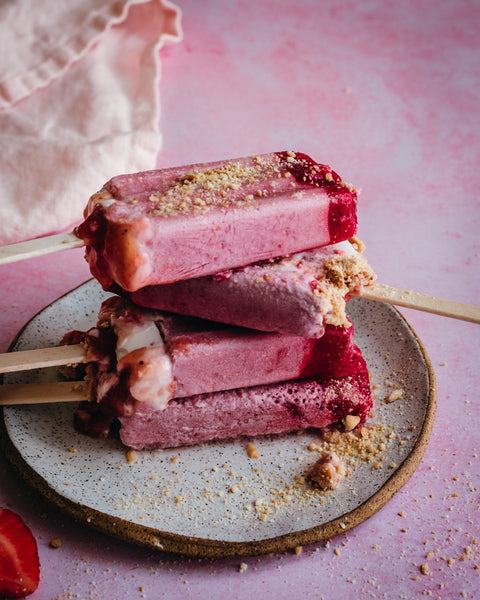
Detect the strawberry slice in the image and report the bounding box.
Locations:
[0,508,40,598]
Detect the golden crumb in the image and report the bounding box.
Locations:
[148,160,279,218]
[67,446,77,453]
[49,538,62,549]
[238,562,248,573]
[343,414,361,431]
[126,450,137,464]
[386,389,404,403]
[321,248,376,328]
[307,451,345,490]
[348,236,366,253]
[171,456,180,463]
[175,496,185,504]
[319,424,388,469]
[294,546,303,555]
[322,429,341,444]
[246,443,260,459]
[420,563,430,575]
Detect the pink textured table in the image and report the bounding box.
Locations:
[1,1,479,598]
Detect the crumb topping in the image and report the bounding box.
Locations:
[147,159,279,217]
[348,236,365,253]
[419,563,430,575]
[246,443,260,459]
[343,414,361,431]
[307,451,345,490]
[321,251,376,326]
[253,238,375,329]
[144,152,350,219]
[126,449,137,464]
[318,423,391,468]
[386,389,404,403]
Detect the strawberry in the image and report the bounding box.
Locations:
[0,508,40,598]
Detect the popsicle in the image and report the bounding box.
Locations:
[119,351,372,450]
[127,238,376,338]
[75,151,358,292]
[60,296,370,446]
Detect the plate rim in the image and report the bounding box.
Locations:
[0,280,437,558]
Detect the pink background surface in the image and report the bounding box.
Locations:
[1,1,479,598]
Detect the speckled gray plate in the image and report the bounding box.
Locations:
[0,280,436,558]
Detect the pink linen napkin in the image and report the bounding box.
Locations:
[0,0,182,245]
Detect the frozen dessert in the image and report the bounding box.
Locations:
[61,297,371,448]
[75,152,358,292]
[128,238,375,337]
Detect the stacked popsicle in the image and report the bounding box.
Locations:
[66,151,376,449]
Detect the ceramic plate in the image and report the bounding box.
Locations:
[0,280,436,558]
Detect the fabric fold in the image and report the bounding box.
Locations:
[0,0,182,245]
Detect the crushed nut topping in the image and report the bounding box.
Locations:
[343,414,361,431]
[307,450,345,490]
[246,443,260,459]
[126,449,137,464]
[148,160,279,217]
[386,389,404,403]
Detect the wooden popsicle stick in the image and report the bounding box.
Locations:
[358,283,480,324]
[0,232,84,265]
[0,344,85,374]
[0,381,87,406]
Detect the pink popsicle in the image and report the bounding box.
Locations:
[119,348,372,450]
[76,152,358,292]
[62,297,362,440]
[128,239,376,338]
